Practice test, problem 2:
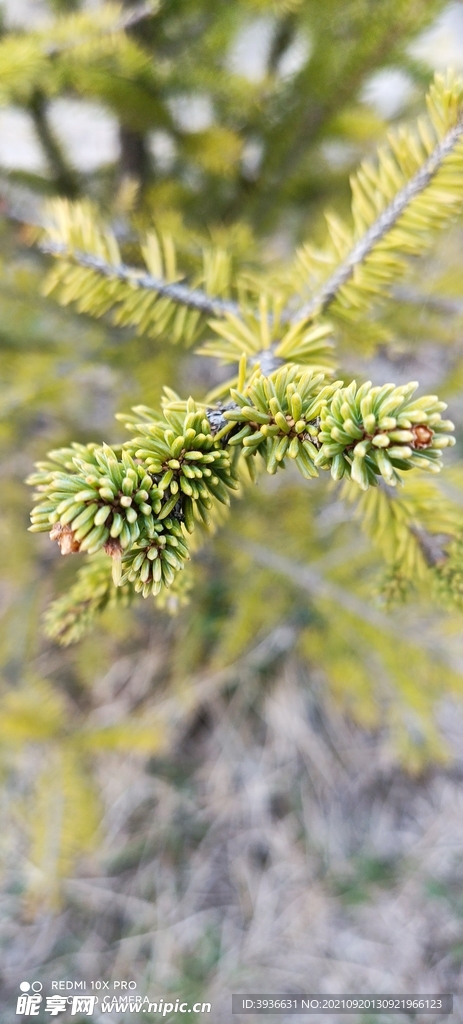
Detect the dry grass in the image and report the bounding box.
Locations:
[1,624,462,1023]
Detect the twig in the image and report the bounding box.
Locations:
[392,285,463,317]
[375,479,450,569]
[0,185,247,323]
[29,91,80,199]
[409,525,451,568]
[241,539,463,673]
[291,116,463,324]
[39,239,242,319]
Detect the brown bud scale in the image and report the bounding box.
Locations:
[104,538,123,558]
[411,424,434,449]
[49,523,81,554]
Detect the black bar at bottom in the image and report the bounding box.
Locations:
[231,994,453,1015]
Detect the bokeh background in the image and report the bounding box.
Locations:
[2,1,463,1022]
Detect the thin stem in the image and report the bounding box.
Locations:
[118,125,150,188]
[393,285,463,316]
[374,478,450,568]
[29,91,80,198]
[291,116,463,324]
[116,1,153,191]
[409,525,450,568]
[39,239,242,319]
[242,539,462,672]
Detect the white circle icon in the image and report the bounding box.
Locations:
[31,982,43,993]
[19,983,30,992]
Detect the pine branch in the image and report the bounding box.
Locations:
[1,184,242,327]
[292,114,463,324]
[341,475,461,582]
[242,539,463,673]
[39,238,241,319]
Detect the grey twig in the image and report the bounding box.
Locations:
[29,91,80,198]
[39,239,242,319]
[375,479,450,568]
[250,347,284,375]
[410,526,451,567]
[291,116,463,324]
[392,285,463,317]
[242,539,463,673]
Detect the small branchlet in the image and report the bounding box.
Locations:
[28,370,455,615]
[316,380,455,490]
[224,365,342,479]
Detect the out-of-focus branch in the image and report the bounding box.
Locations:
[241,539,463,673]
[39,238,242,318]
[29,90,80,198]
[392,285,463,317]
[291,115,463,324]
[116,0,156,189]
[409,526,451,568]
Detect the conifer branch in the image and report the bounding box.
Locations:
[242,539,463,673]
[39,239,242,319]
[291,115,463,324]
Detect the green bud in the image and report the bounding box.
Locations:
[120,523,132,548]
[94,505,111,526]
[377,417,397,430]
[387,446,412,459]
[374,450,395,484]
[363,414,377,434]
[351,455,369,490]
[60,503,86,526]
[288,436,300,459]
[291,393,303,422]
[74,489,99,502]
[158,495,179,518]
[388,430,414,443]
[343,419,363,439]
[274,412,291,434]
[72,503,99,530]
[276,436,289,461]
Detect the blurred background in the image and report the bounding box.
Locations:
[2,1,463,1021]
